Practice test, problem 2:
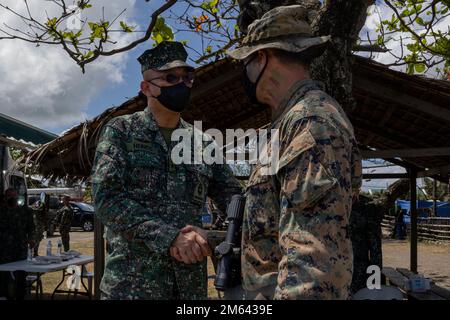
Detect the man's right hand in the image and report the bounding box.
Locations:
[170,228,211,264]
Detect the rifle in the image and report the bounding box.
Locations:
[214,194,246,291]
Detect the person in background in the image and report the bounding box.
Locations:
[0,188,35,299]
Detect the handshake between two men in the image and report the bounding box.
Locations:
[170,225,211,264]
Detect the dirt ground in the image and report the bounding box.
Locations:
[34,230,219,299]
[382,238,450,290]
[30,231,450,299]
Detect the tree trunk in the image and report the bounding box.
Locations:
[311,0,374,112]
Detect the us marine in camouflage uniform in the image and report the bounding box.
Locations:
[228,6,362,300]
[54,195,74,252]
[92,41,242,300]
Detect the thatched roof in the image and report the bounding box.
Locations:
[25,55,450,181]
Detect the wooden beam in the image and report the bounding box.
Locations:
[417,164,450,178]
[363,173,409,179]
[410,169,418,274]
[353,76,450,123]
[191,68,241,101]
[362,147,450,159]
[352,117,429,151]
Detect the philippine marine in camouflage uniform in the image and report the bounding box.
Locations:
[54,195,74,252]
[228,6,362,299]
[349,179,409,294]
[92,41,242,300]
[349,194,382,294]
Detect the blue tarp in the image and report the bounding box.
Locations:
[395,200,450,223]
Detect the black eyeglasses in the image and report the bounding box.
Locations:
[149,72,195,85]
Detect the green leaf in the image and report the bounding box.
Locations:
[151,17,174,43]
[120,21,134,33]
[407,64,415,75]
[416,17,426,26]
[414,63,426,73]
[83,51,94,60]
[46,17,58,28]
[377,35,384,46]
[401,9,410,17]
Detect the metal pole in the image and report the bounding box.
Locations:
[410,169,418,273]
[94,216,105,299]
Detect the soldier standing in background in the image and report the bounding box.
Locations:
[0,188,35,299]
[349,194,382,294]
[350,180,409,294]
[54,195,74,252]
[32,193,49,256]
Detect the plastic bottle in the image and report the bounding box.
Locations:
[27,244,33,262]
[56,240,62,256]
[46,240,52,256]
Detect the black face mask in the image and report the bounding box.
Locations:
[151,81,191,113]
[242,54,268,104]
[6,198,17,207]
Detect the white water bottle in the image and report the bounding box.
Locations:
[46,240,52,256]
[56,240,62,256]
[27,244,33,262]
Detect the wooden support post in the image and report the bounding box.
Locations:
[410,169,418,273]
[433,179,438,217]
[94,216,105,300]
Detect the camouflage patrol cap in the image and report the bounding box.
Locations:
[138,41,194,73]
[228,5,330,60]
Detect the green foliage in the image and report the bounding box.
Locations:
[423,178,449,201]
[88,21,109,42]
[8,147,23,161]
[83,185,93,203]
[378,0,450,77]
[120,21,135,33]
[201,0,219,13]
[151,17,174,45]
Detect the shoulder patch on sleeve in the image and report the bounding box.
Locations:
[277,129,316,172]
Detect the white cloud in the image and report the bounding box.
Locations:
[0,0,138,133]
